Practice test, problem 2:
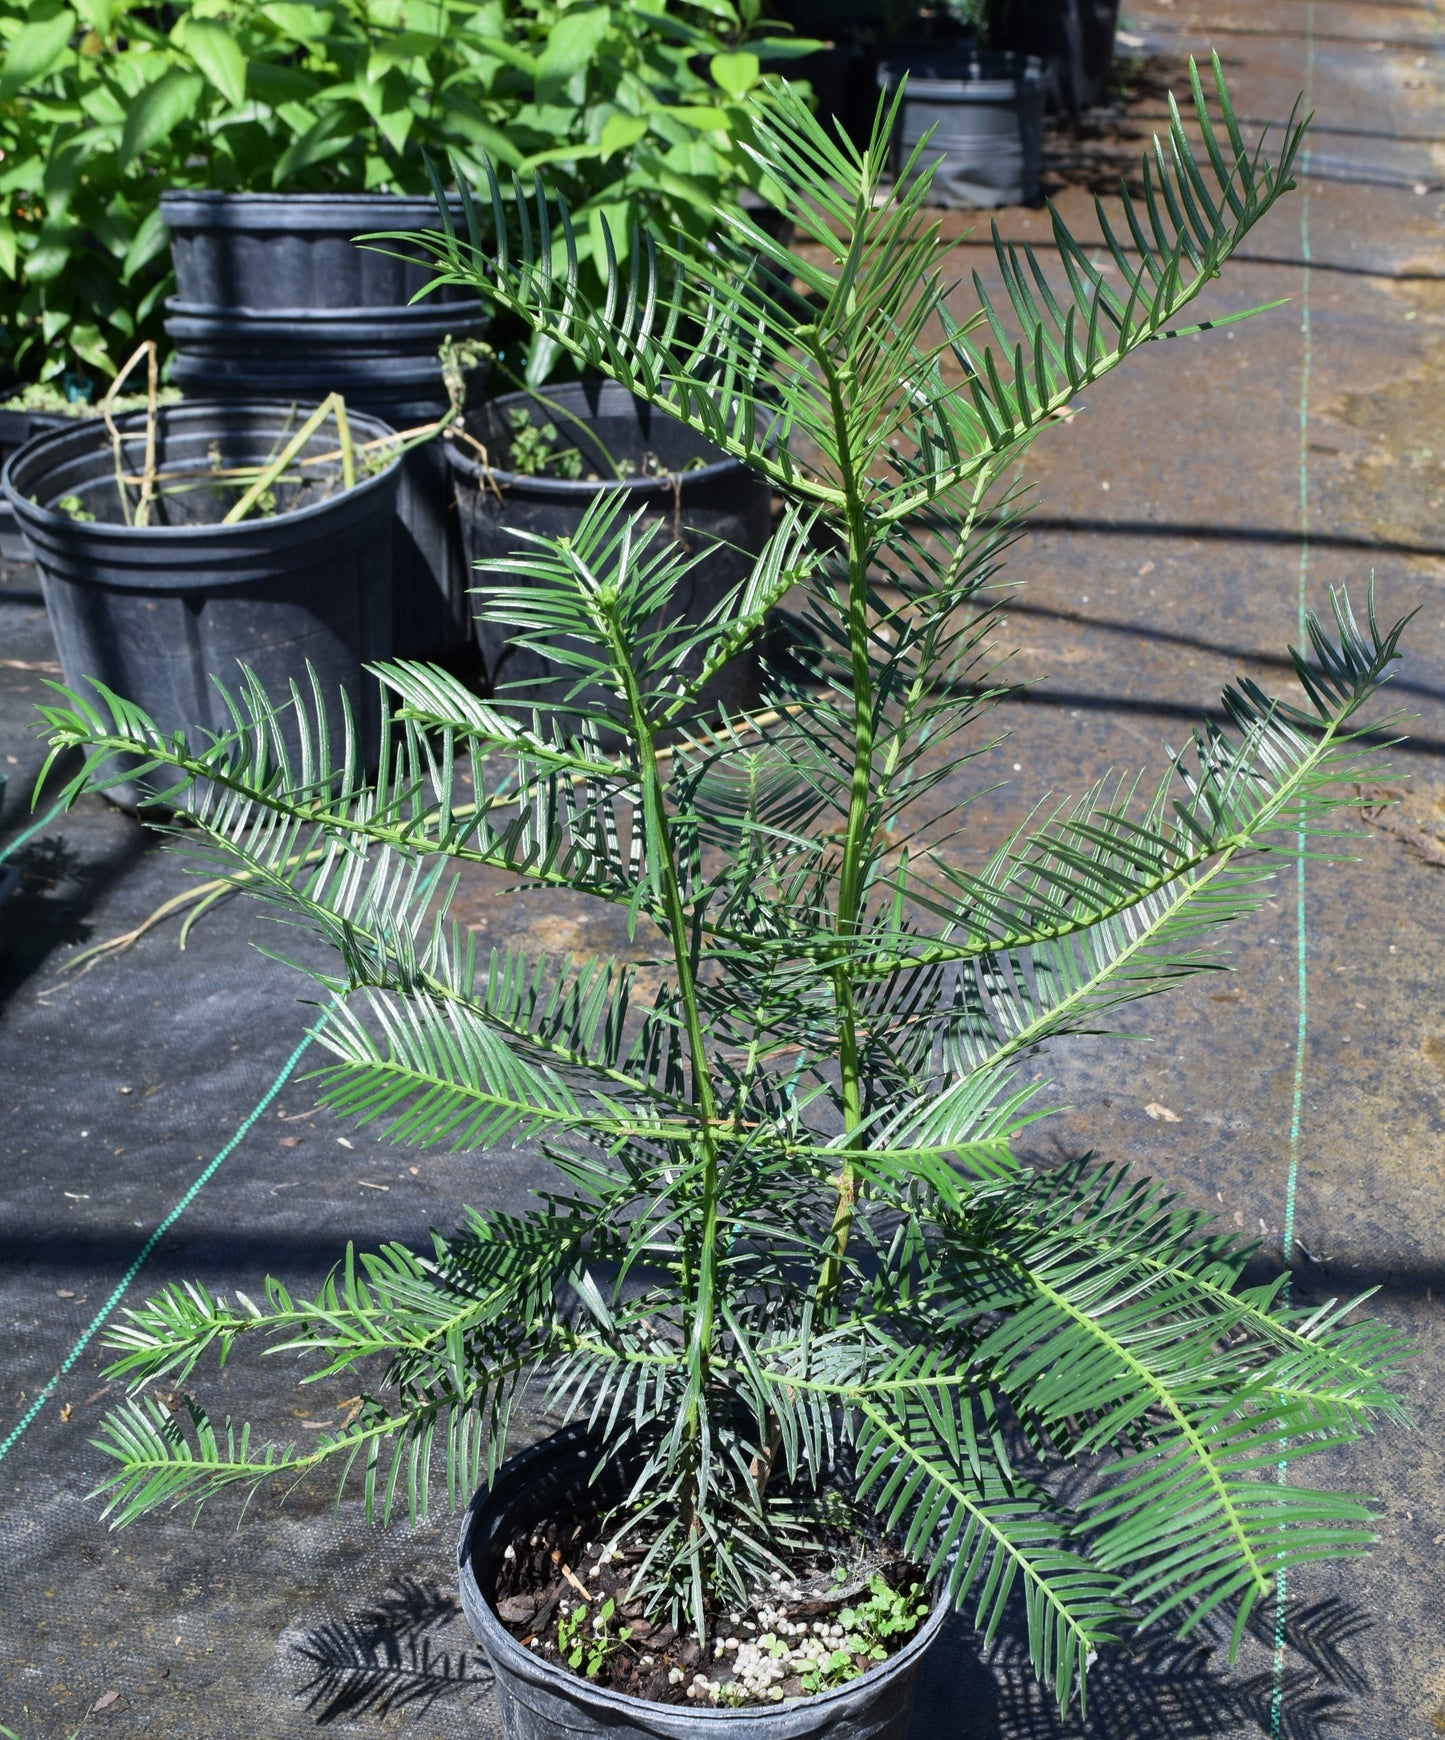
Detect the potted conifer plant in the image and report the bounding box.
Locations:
[41,63,1411,1732]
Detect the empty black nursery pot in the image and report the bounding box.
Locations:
[878,52,1046,208]
[446,383,773,725]
[160,190,476,312]
[2,400,401,805]
[160,191,487,661]
[457,1426,951,1740]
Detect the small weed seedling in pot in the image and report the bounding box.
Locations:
[505,407,585,480]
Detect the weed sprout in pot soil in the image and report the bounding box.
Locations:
[38,67,1413,1736]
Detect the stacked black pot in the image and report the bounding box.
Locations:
[160,191,487,658]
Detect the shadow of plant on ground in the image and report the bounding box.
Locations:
[288,1566,1368,1735]
[290,1576,490,1724]
[914,1589,1371,1740]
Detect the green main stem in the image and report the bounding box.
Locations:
[601,593,721,1549]
[817,347,876,1313]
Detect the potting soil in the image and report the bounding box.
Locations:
[4,1,1445,1733]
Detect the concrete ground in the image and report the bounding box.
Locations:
[3,0,1445,1734]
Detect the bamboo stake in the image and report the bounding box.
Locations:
[100,340,159,529]
[221,393,348,526]
[336,394,355,493]
[137,340,159,527]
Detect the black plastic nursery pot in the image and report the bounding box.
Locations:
[160,191,488,661]
[458,1429,951,1740]
[0,397,70,559]
[446,384,773,724]
[1,400,401,803]
[878,53,1046,208]
[159,191,479,312]
[163,360,481,667]
[987,0,1121,115]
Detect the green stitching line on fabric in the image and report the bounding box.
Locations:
[1272,7,1314,1730]
[0,1022,321,1467]
[0,792,70,865]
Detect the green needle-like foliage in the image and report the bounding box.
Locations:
[40,60,1412,1716]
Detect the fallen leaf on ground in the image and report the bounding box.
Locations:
[92,1690,121,1711]
[280,1135,301,1148]
[1144,1102,1180,1122]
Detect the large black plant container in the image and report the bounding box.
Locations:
[0,396,69,559]
[458,1428,950,1740]
[446,384,772,726]
[2,401,400,804]
[986,0,1121,116]
[160,191,488,660]
[161,191,477,311]
[878,52,1045,208]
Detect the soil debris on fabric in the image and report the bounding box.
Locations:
[1355,783,1445,869]
[489,1508,929,1707]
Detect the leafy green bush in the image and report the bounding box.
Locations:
[0,0,809,385]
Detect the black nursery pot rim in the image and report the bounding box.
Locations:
[159,189,465,223]
[444,388,756,499]
[457,1428,951,1729]
[1,399,401,544]
[878,51,1045,92]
